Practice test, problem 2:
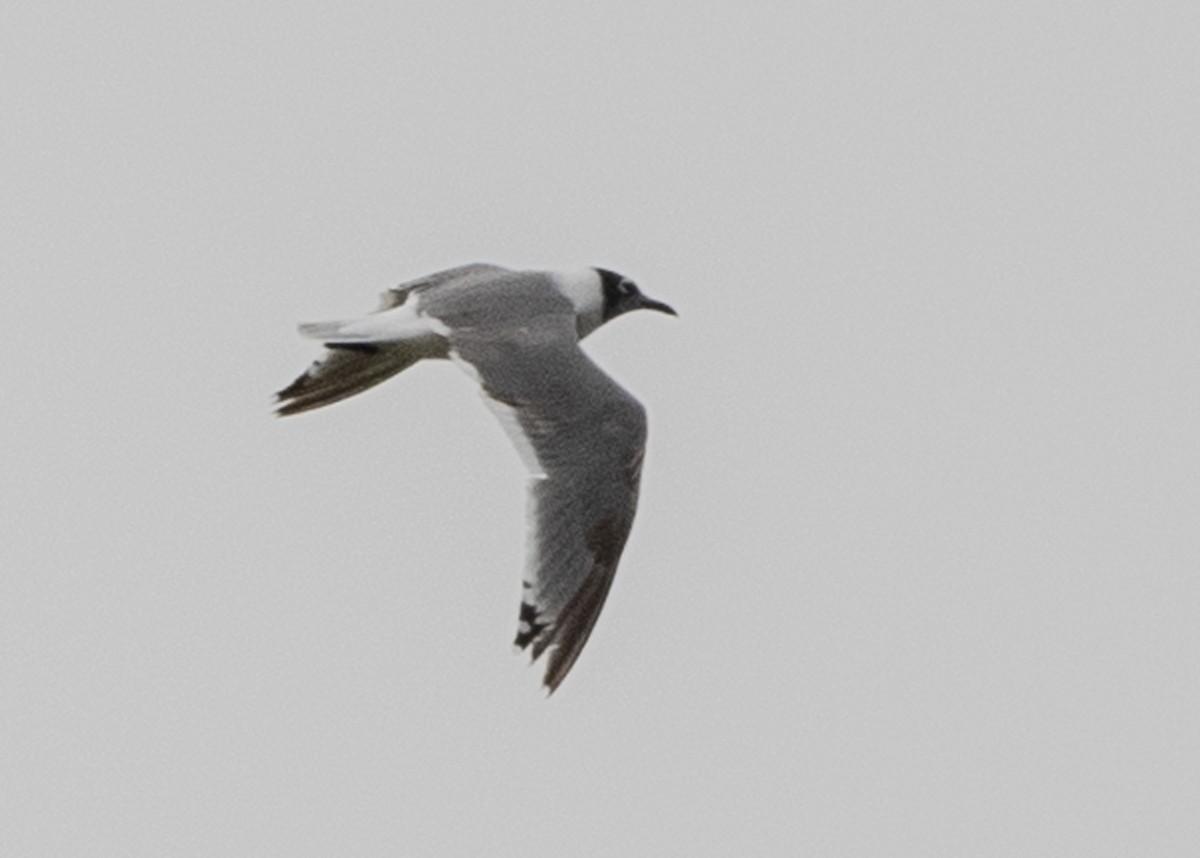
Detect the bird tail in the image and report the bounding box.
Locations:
[274,325,425,416]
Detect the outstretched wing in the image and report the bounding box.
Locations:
[426,274,648,693]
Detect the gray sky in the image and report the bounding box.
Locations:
[3,2,1198,855]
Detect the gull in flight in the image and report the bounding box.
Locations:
[276,264,676,692]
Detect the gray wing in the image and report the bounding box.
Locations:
[430,274,647,693]
[375,263,511,311]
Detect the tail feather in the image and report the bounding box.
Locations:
[275,343,422,416]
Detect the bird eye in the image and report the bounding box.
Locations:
[619,280,637,296]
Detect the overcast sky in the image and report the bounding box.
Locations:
[3,2,1198,855]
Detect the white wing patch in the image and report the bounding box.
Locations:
[422,310,454,339]
[481,395,546,478]
[445,343,550,615]
[447,347,546,478]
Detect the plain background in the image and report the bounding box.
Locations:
[3,2,1198,855]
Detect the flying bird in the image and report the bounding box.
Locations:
[275,264,676,692]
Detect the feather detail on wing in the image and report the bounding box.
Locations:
[429,275,648,693]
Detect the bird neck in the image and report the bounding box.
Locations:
[551,269,606,339]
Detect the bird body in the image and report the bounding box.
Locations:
[276,264,675,692]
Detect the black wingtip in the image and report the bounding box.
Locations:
[513,600,548,650]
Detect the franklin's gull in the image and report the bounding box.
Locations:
[275,264,676,692]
